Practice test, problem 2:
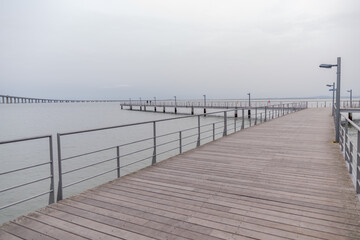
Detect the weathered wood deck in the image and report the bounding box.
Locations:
[1,108,360,240]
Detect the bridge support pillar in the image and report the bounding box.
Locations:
[191,106,194,115]
[163,106,165,113]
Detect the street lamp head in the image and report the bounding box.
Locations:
[347,90,351,92]
[319,64,337,68]
[326,84,332,87]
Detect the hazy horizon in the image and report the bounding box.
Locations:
[1,0,359,100]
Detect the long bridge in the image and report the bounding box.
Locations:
[0,94,122,104]
[1,104,360,239]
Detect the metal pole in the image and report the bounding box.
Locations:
[335,57,341,142]
[174,96,177,114]
[345,120,349,170]
[116,146,120,178]
[213,123,215,141]
[56,134,63,201]
[332,83,335,116]
[179,131,182,154]
[48,136,55,204]
[349,142,353,174]
[241,109,245,129]
[154,97,157,112]
[350,89,352,108]
[152,122,157,165]
[203,95,206,114]
[255,108,257,125]
[197,116,200,147]
[264,107,267,122]
[223,111,227,136]
[356,129,360,193]
[234,115,236,132]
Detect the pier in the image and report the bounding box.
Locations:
[1,108,360,239]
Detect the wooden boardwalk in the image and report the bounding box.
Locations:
[1,108,360,240]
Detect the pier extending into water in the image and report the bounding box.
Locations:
[1,107,360,239]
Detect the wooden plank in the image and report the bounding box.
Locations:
[0,229,23,240]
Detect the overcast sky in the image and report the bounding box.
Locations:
[0,0,359,100]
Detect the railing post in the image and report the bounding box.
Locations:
[356,129,360,194]
[264,107,267,122]
[255,108,257,125]
[179,131,182,154]
[340,127,344,152]
[213,123,215,141]
[197,116,200,147]
[249,111,252,126]
[152,121,157,165]
[56,134,63,202]
[234,115,236,132]
[48,136,55,204]
[241,109,245,129]
[116,146,120,178]
[223,111,227,136]
[349,142,353,174]
[345,120,348,165]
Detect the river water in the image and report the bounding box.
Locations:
[0,101,358,224]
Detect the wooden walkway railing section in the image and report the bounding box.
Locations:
[1,108,360,240]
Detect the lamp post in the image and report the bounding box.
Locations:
[154,97,157,112]
[174,96,177,114]
[319,57,341,142]
[347,89,352,108]
[247,93,251,119]
[203,95,206,114]
[326,83,335,116]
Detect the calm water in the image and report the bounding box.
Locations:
[0,102,257,224]
[0,101,358,224]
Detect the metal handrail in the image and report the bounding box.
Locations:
[0,135,55,211]
[340,113,360,194]
[56,102,306,201]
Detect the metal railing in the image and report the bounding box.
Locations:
[0,135,55,210]
[56,102,306,200]
[339,113,360,194]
